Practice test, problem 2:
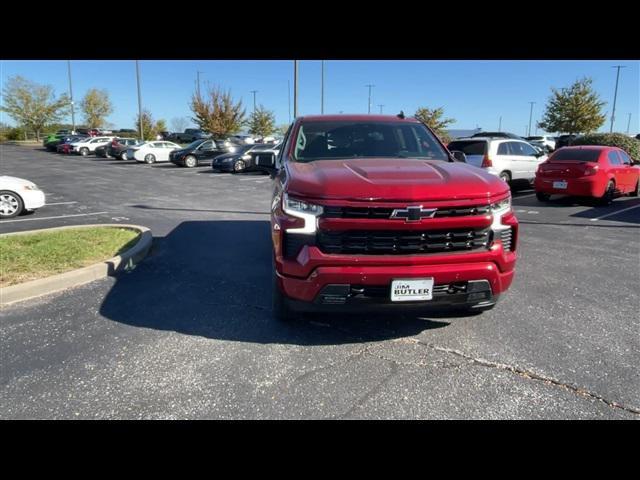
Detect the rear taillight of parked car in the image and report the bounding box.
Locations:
[481,154,493,168]
[583,164,599,176]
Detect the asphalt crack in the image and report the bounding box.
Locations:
[407,339,640,416]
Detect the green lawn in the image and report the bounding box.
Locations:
[0,227,140,287]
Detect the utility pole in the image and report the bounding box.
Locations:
[498,116,502,132]
[293,60,298,119]
[250,90,258,112]
[135,60,143,140]
[610,65,626,133]
[378,104,384,114]
[196,71,204,97]
[67,61,76,132]
[321,60,325,114]
[365,84,375,114]
[626,113,632,134]
[288,80,291,123]
[527,102,536,137]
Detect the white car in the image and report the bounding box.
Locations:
[128,141,182,164]
[448,137,548,185]
[70,136,114,156]
[526,135,556,151]
[0,175,46,219]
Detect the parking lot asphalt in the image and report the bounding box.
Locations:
[1,144,639,419]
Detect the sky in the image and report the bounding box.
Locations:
[1,60,638,135]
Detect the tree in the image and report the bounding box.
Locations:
[80,88,113,128]
[538,77,606,135]
[414,106,456,143]
[0,75,70,141]
[170,116,190,133]
[134,110,165,141]
[275,124,290,136]
[190,86,245,138]
[246,105,276,138]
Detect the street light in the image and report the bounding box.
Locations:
[67,61,76,132]
[196,71,205,97]
[250,90,258,112]
[527,102,536,137]
[378,104,384,114]
[135,60,143,140]
[365,84,375,114]
[293,60,298,118]
[321,60,325,114]
[610,65,627,133]
[626,113,632,135]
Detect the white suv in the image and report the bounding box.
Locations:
[70,136,114,156]
[448,137,547,185]
[525,135,556,152]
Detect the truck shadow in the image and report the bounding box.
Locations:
[99,220,449,346]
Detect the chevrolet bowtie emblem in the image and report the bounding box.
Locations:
[390,206,437,222]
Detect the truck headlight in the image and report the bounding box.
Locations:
[283,193,323,234]
[490,195,512,232]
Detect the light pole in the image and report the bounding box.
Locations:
[66,61,76,133]
[498,116,502,132]
[250,90,258,112]
[378,104,384,114]
[288,80,291,123]
[321,60,324,114]
[610,65,626,133]
[365,84,375,114]
[135,60,143,140]
[293,60,298,119]
[196,71,204,97]
[626,113,632,135]
[527,102,536,137]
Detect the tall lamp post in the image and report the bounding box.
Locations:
[250,90,258,112]
[610,65,626,133]
[135,60,143,140]
[320,60,325,114]
[527,102,536,137]
[67,61,76,132]
[365,84,375,114]
[293,60,298,119]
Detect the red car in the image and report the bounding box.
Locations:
[266,114,518,321]
[534,146,640,204]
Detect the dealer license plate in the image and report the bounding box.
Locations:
[390,278,434,302]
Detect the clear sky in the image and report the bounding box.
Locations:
[1,60,638,135]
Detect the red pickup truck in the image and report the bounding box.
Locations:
[268,114,518,321]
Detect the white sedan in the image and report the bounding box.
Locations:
[128,141,182,164]
[0,175,46,219]
[70,136,114,156]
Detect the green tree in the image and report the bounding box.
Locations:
[155,119,167,136]
[80,88,113,128]
[0,75,70,141]
[246,105,276,138]
[190,86,245,138]
[538,77,606,135]
[134,110,156,140]
[414,106,456,142]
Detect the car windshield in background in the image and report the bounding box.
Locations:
[292,121,449,163]
[551,149,602,162]
[527,136,544,141]
[447,141,487,156]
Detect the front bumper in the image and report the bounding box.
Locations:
[21,189,45,211]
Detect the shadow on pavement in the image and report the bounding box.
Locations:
[99,220,448,346]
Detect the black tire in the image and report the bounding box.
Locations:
[80,147,89,156]
[184,155,197,168]
[232,159,246,173]
[272,266,294,322]
[631,179,639,197]
[0,190,24,218]
[120,151,128,161]
[536,192,550,202]
[599,180,615,206]
[499,171,511,185]
[144,154,156,164]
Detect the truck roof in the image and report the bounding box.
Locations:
[296,114,420,123]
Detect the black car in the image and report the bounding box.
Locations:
[555,134,582,149]
[169,139,234,168]
[94,144,110,158]
[471,131,525,140]
[211,143,281,173]
[107,138,141,160]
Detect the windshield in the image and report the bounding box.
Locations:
[185,139,206,149]
[551,149,601,162]
[292,121,449,162]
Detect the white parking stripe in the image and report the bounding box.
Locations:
[513,193,536,199]
[45,201,78,206]
[589,203,640,221]
[1,212,109,223]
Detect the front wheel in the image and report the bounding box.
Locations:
[536,192,550,202]
[0,190,24,218]
[184,155,197,168]
[80,147,89,156]
[144,154,156,164]
[232,159,246,173]
[599,180,615,205]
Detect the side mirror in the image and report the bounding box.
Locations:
[451,150,467,162]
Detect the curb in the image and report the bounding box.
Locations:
[0,224,152,307]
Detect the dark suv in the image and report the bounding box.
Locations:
[169,139,235,168]
[107,138,142,160]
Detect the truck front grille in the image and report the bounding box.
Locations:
[317,228,491,255]
[322,205,490,219]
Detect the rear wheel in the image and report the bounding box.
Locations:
[631,179,639,197]
[184,155,197,168]
[599,180,615,205]
[144,154,156,164]
[0,190,24,218]
[120,151,128,161]
[536,192,550,202]
[499,171,511,185]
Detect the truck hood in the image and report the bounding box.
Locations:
[285,158,509,202]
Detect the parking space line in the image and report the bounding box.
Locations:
[1,212,109,223]
[589,203,640,222]
[45,201,78,206]
[513,193,536,199]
